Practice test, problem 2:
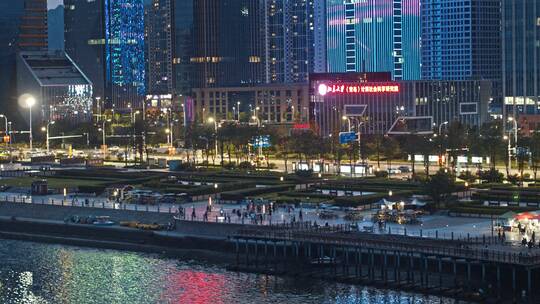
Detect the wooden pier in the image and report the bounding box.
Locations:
[229,223,540,302]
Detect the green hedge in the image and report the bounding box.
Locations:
[220,184,295,200]
[448,202,537,215]
[186,181,257,196]
[277,190,335,200]
[77,185,106,194]
[332,190,414,207]
[472,191,540,203]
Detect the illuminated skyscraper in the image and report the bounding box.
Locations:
[65,0,145,109]
[19,0,48,51]
[264,0,324,83]
[146,0,174,95]
[421,0,501,82]
[193,0,265,88]
[326,0,421,80]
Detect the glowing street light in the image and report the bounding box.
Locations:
[44,121,55,153]
[23,96,36,150]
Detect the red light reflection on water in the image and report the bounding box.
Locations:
[160,269,228,304]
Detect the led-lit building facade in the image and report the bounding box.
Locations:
[502,0,540,116]
[311,73,492,137]
[16,51,93,124]
[192,0,265,88]
[326,0,421,80]
[421,0,502,82]
[65,0,146,109]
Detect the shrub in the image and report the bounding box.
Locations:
[220,184,295,200]
[295,169,313,178]
[374,170,389,178]
[77,185,106,194]
[478,169,504,183]
[238,161,255,170]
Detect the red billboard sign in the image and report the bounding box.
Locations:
[318,83,400,96]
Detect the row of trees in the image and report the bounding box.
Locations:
[182,119,540,179]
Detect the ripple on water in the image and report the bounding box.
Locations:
[0,240,470,304]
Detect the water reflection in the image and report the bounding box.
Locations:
[0,240,469,304]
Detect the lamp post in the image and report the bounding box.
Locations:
[44,121,55,153]
[342,115,351,132]
[208,117,218,160]
[102,119,111,148]
[236,101,240,121]
[23,96,36,150]
[508,117,518,169]
[437,121,449,167]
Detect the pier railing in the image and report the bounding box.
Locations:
[235,226,540,266]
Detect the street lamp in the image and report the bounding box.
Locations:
[342,115,351,132]
[207,117,218,160]
[23,96,36,150]
[438,121,449,167]
[43,121,55,153]
[102,119,111,148]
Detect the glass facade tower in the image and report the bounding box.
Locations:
[502,0,540,116]
[326,0,421,80]
[421,0,501,82]
[65,0,145,109]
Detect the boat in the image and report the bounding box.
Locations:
[93,216,115,226]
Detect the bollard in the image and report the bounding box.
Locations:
[135,205,138,211]
[435,230,438,239]
[102,202,105,208]
[169,207,171,214]
[404,227,407,236]
[388,227,391,234]
[92,201,94,207]
[451,231,454,240]
[467,233,470,242]
[52,199,55,205]
[23,198,25,203]
[420,229,423,237]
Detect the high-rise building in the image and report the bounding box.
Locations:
[19,0,48,51]
[502,0,540,116]
[146,0,174,95]
[48,4,64,51]
[264,0,319,84]
[172,0,194,96]
[0,1,25,119]
[65,0,146,109]
[421,0,501,82]
[0,0,48,125]
[192,0,265,88]
[326,0,421,80]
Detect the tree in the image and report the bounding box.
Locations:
[366,134,384,169]
[479,120,505,171]
[446,121,467,171]
[530,131,540,180]
[424,169,456,208]
[382,136,400,174]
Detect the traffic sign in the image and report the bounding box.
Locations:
[339,132,358,144]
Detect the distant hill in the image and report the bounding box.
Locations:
[48,5,64,51]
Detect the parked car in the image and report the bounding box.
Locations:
[398,166,410,173]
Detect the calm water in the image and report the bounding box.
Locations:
[0,240,470,304]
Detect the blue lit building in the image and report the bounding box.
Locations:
[326,0,421,80]
[105,0,146,109]
[65,0,146,109]
[421,0,501,83]
[502,0,540,116]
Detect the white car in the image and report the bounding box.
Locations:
[388,168,402,174]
